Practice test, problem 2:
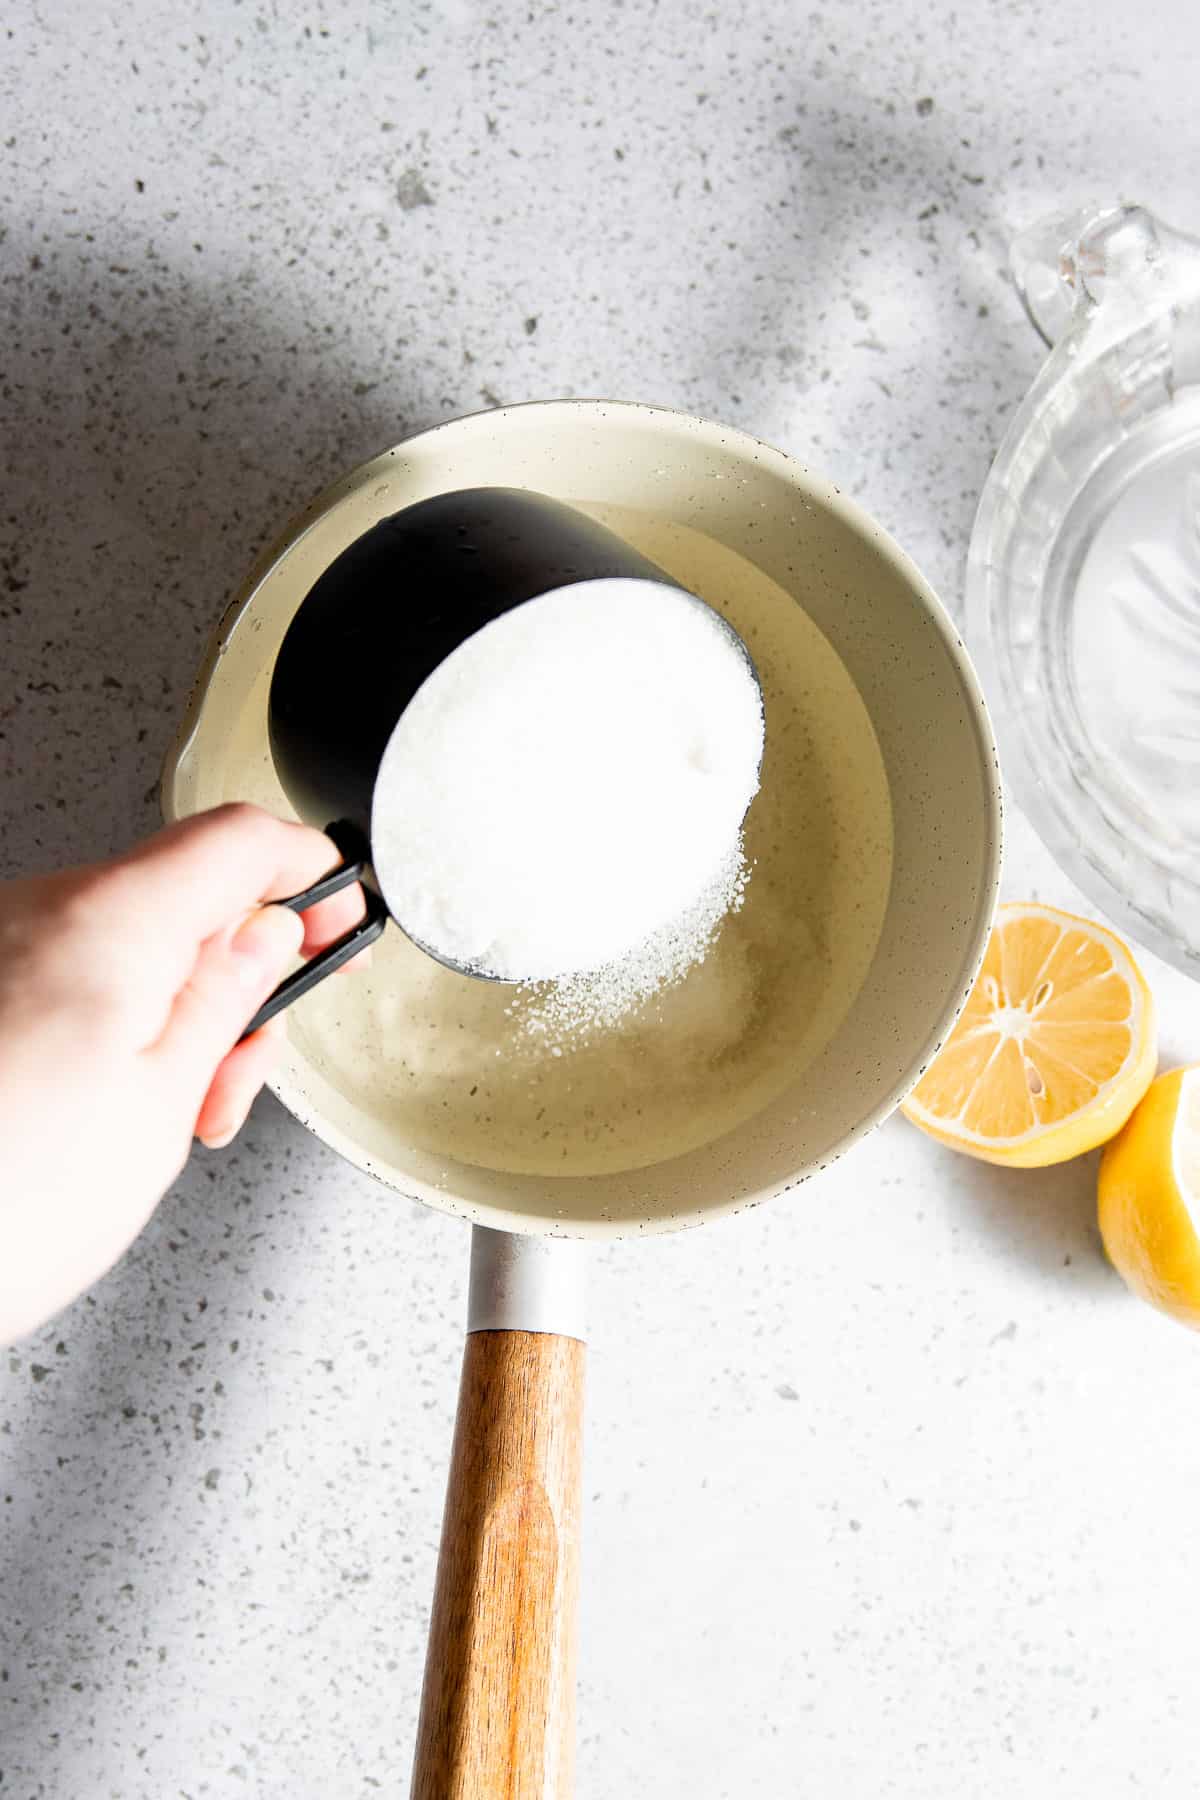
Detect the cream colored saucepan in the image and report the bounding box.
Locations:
[162,401,1001,1797]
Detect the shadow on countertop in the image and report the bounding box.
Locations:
[933,1135,1118,1297]
[0,219,436,874]
[0,228,445,1785]
[686,71,1047,602]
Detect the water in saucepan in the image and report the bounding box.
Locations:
[249,505,894,1178]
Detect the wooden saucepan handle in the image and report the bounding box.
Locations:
[411,1230,587,1800]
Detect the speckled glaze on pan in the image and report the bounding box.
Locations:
[162,399,1002,1237]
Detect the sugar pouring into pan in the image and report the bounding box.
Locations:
[241,485,764,1040]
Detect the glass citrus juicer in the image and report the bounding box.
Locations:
[968,202,1200,981]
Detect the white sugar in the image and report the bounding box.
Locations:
[510,843,752,1046]
[371,576,763,1006]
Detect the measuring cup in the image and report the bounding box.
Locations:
[967,202,1200,979]
[243,484,760,1035]
[163,400,1001,1795]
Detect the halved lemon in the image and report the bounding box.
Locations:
[902,903,1157,1167]
[1099,1068,1200,1329]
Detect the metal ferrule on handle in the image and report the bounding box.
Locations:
[466,1225,588,1341]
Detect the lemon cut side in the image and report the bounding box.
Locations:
[903,903,1157,1168]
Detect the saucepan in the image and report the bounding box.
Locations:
[162,399,1001,1794]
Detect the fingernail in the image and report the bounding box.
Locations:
[199,1124,237,1150]
[231,904,304,977]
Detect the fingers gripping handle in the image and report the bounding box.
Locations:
[239,822,387,1042]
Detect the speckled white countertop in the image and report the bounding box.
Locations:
[4,3,1200,1795]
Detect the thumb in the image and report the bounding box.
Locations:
[153,904,305,1096]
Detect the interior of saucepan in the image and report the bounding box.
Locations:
[164,401,1000,1236]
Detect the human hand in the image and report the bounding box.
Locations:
[0,803,366,1341]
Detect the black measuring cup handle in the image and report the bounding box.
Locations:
[238,823,388,1043]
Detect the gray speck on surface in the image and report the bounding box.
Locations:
[775,1382,799,1401]
[990,1320,1018,1345]
[916,95,934,115]
[203,1468,221,1491]
[524,315,538,335]
[30,1364,51,1383]
[396,168,434,209]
